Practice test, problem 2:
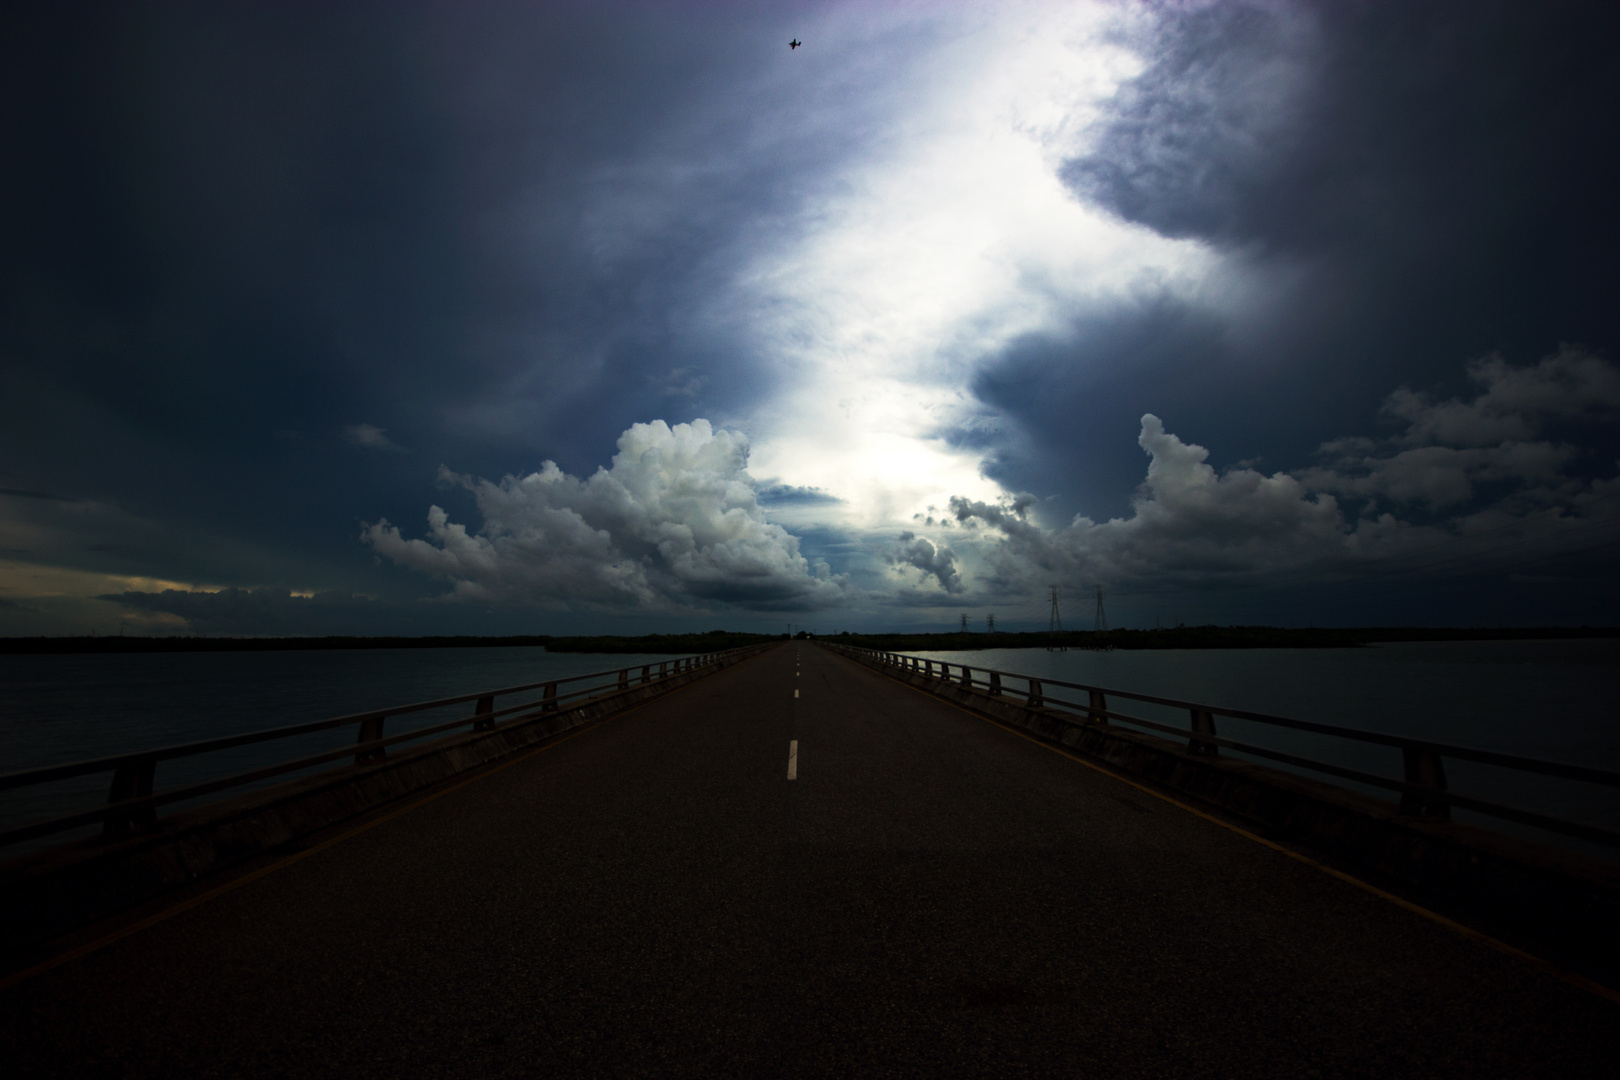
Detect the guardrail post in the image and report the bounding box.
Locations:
[1401,749,1451,821]
[9,639,1613,855]
[1189,709,1218,756]
[641,665,651,684]
[355,716,386,765]
[618,669,630,691]
[989,672,1002,696]
[103,756,157,837]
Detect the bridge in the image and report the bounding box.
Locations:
[2,642,1617,1077]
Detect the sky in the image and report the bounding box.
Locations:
[2,0,1618,637]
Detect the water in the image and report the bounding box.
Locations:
[2,641,1616,862]
[895,640,1620,859]
[0,647,672,853]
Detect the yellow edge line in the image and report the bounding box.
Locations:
[849,653,1620,1006]
[0,694,663,993]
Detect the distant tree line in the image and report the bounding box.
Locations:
[2,625,1613,655]
[541,631,783,653]
[0,630,782,655]
[827,625,1620,652]
[0,634,556,655]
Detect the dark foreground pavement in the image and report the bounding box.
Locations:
[3,643,1616,1078]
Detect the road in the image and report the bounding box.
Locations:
[3,642,1615,1077]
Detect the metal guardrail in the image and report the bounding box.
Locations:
[0,644,773,850]
[827,643,1620,849]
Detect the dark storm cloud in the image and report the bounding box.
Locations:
[0,2,871,623]
[978,0,1620,523]
[950,345,1620,629]
[888,531,960,593]
[757,483,844,507]
[9,1,1619,634]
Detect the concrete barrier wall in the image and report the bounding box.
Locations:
[1,647,772,965]
[835,647,1620,967]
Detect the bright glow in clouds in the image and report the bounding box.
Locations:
[366,4,1242,613]
[729,2,1213,528]
[365,9,1620,618]
[364,352,1620,613]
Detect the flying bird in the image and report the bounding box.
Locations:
[789,39,801,50]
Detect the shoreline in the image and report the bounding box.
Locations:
[2,626,1617,656]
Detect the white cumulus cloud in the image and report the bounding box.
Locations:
[949,350,1620,596]
[364,420,846,612]
[951,415,1417,592]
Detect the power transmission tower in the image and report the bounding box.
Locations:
[960,613,969,632]
[1047,586,1066,651]
[1094,585,1108,632]
[986,613,995,633]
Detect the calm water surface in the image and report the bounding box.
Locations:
[0,647,669,848]
[2,641,1616,858]
[897,640,1620,855]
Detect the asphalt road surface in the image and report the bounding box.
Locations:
[3,643,1616,1078]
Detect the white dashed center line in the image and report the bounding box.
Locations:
[794,688,799,698]
[787,740,798,780]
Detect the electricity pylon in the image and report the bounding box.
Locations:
[1047,586,1066,651]
[986,614,995,633]
[960,613,969,632]
[1094,585,1108,632]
